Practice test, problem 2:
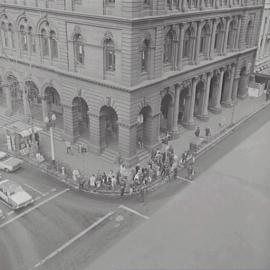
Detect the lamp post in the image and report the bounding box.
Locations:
[44,113,56,165]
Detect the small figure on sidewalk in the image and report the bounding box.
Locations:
[194,126,200,138]
[187,164,195,180]
[266,88,270,102]
[205,127,211,137]
[90,174,96,188]
[138,136,143,149]
[120,179,126,197]
[65,141,72,154]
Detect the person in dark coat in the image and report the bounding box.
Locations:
[194,126,200,137]
[205,127,211,137]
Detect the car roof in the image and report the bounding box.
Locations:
[0,179,19,190]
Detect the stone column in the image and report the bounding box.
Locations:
[260,36,266,59]
[88,113,101,154]
[200,0,205,9]
[150,113,160,147]
[231,76,240,103]
[195,21,203,65]
[118,122,138,167]
[4,85,12,116]
[41,97,48,122]
[222,64,235,107]
[197,72,212,121]
[234,15,242,50]
[182,78,197,130]
[174,26,180,70]
[223,18,231,55]
[177,24,185,70]
[182,0,187,11]
[210,68,224,113]
[62,105,78,143]
[209,20,218,59]
[172,84,181,137]
[22,86,31,122]
[238,73,249,99]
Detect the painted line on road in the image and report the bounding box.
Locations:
[0,188,69,229]
[31,211,114,269]
[177,176,193,183]
[23,183,45,197]
[119,205,150,220]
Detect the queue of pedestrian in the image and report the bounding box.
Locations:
[78,145,179,196]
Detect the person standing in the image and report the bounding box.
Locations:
[194,126,200,138]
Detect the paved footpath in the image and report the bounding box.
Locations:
[0,94,268,178]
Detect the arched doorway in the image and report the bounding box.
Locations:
[100,106,118,151]
[160,93,173,133]
[44,87,63,129]
[179,87,189,125]
[72,97,89,139]
[238,66,248,99]
[7,75,23,113]
[25,81,42,121]
[208,74,218,109]
[220,70,230,104]
[194,81,204,117]
[137,106,152,149]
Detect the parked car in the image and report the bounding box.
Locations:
[0,151,23,172]
[0,179,33,210]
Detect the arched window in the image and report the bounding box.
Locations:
[8,23,15,49]
[214,22,223,52]
[28,26,36,53]
[227,20,236,50]
[20,25,27,51]
[199,24,209,55]
[245,20,253,46]
[141,39,150,72]
[164,30,173,64]
[183,27,193,59]
[41,29,49,56]
[104,38,115,71]
[50,30,58,59]
[1,22,8,47]
[74,33,84,64]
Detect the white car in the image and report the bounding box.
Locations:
[0,151,23,172]
[0,179,33,210]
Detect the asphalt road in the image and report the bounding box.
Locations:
[0,104,270,270]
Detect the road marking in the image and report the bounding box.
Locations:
[0,188,69,229]
[23,183,45,197]
[177,176,193,183]
[119,205,150,220]
[31,211,114,269]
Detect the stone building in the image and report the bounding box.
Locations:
[0,0,263,166]
[255,0,270,73]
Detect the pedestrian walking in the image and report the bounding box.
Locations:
[266,89,270,101]
[205,127,211,137]
[120,180,126,197]
[111,175,117,190]
[65,141,72,154]
[194,126,200,137]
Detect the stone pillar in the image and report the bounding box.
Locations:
[177,24,185,70]
[22,87,31,122]
[197,72,212,121]
[223,18,231,55]
[200,0,205,9]
[4,85,12,116]
[222,65,235,107]
[182,78,196,130]
[41,97,48,122]
[260,36,266,59]
[150,113,160,147]
[234,16,242,50]
[172,84,181,137]
[209,20,218,59]
[88,113,101,154]
[62,105,78,143]
[238,73,249,99]
[195,21,203,65]
[182,0,187,11]
[118,122,138,167]
[210,68,224,113]
[231,77,240,103]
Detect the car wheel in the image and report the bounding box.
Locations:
[4,168,9,173]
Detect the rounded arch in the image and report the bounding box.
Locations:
[72,96,90,138]
[100,105,119,150]
[40,79,63,101]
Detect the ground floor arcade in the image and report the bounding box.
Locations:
[0,57,252,166]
